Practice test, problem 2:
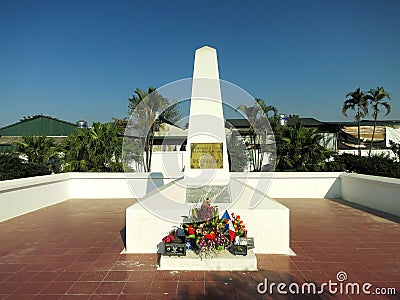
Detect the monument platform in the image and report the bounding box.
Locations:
[125,176,290,255]
[158,249,257,271]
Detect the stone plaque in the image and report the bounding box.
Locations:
[186,185,231,204]
[190,143,223,169]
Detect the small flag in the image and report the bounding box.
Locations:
[220,210,231,230]
[221,210,231,221]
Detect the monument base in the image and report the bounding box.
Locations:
[125,176,290,255]
[158,249,257,271]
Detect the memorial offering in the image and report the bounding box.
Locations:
[162,232,186,257]
[161,197,251,258]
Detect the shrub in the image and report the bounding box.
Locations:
[337,153,400,179]
[0,153,51,181]
[275,124,339,171]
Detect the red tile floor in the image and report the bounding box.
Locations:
[0,198,399,299]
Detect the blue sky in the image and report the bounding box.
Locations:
[1,0,399,127]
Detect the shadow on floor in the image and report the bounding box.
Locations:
[329,198,400,224]
[172,271,339,300]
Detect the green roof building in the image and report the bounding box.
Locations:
[0,115,77,152]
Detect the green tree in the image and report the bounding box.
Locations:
[226,131,248,172]
[128,87,180,172]
[237,103,271,171]
[13,135,60,172]
[342,87,369,156]
[366,87,391,156]
[0,152,51,181]
[62,122,123,172]
[389,140,400,162]
[275,123,335,171]
[255,98,278,125]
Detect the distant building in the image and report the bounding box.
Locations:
[152,116,400,153]
[288,117,400,154]
[0,115,77,152]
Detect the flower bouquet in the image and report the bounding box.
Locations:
[162,197,250,258]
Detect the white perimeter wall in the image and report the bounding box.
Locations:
[0,173,70,222]
[68,173,179,199]
[233,172,342,199]
[0,171,399,222]
[341,173,400,217]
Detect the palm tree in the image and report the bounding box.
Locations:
[255,98,278,124]
[342,87,369,156]
[128,87,180,172]
[237,103,269,171]
[62,122,123,172]
[275,123,334,171]
[366,87,391,156]
[14,136,57,166]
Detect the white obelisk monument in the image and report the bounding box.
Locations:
[183,46,230,186]
[125,46,290,260]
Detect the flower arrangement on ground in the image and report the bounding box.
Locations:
[179,198,247,258]
[231,212,247,238]
[161,198,249,258]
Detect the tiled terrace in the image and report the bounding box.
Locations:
[0,198,399,299]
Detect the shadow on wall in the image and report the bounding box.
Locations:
[324,177,341,199]
[146,172,165,194]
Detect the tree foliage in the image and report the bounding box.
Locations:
[62,122,123,172]
[13,135,61,172]
[226,131,248,172]
[275,123,337,171]
[0,152,51,181]
[337,153,400,179]
[237,99,276,171]
[389,140,400,162]
[14,136,56,164]
[127,87,180,172]
[366,87,391,156]
[342,87,369,156]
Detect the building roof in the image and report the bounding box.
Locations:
[289,118,400,128]
[0,115,77,136]
[325,119,400,127]
[287,117,323,126]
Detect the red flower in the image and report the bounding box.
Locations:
[237,215,240,220]
[229,230,236,242]
[162,234,175,243]
[205,232,216,240]
[188,225,195,235]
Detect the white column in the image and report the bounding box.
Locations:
[183,46,230,185]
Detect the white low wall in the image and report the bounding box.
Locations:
[0,172,182,222]
[1,171,398,222]
[233,172,342,199]
[0,173,70,222]
[340,173,400,217]
[68,172,181,199]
